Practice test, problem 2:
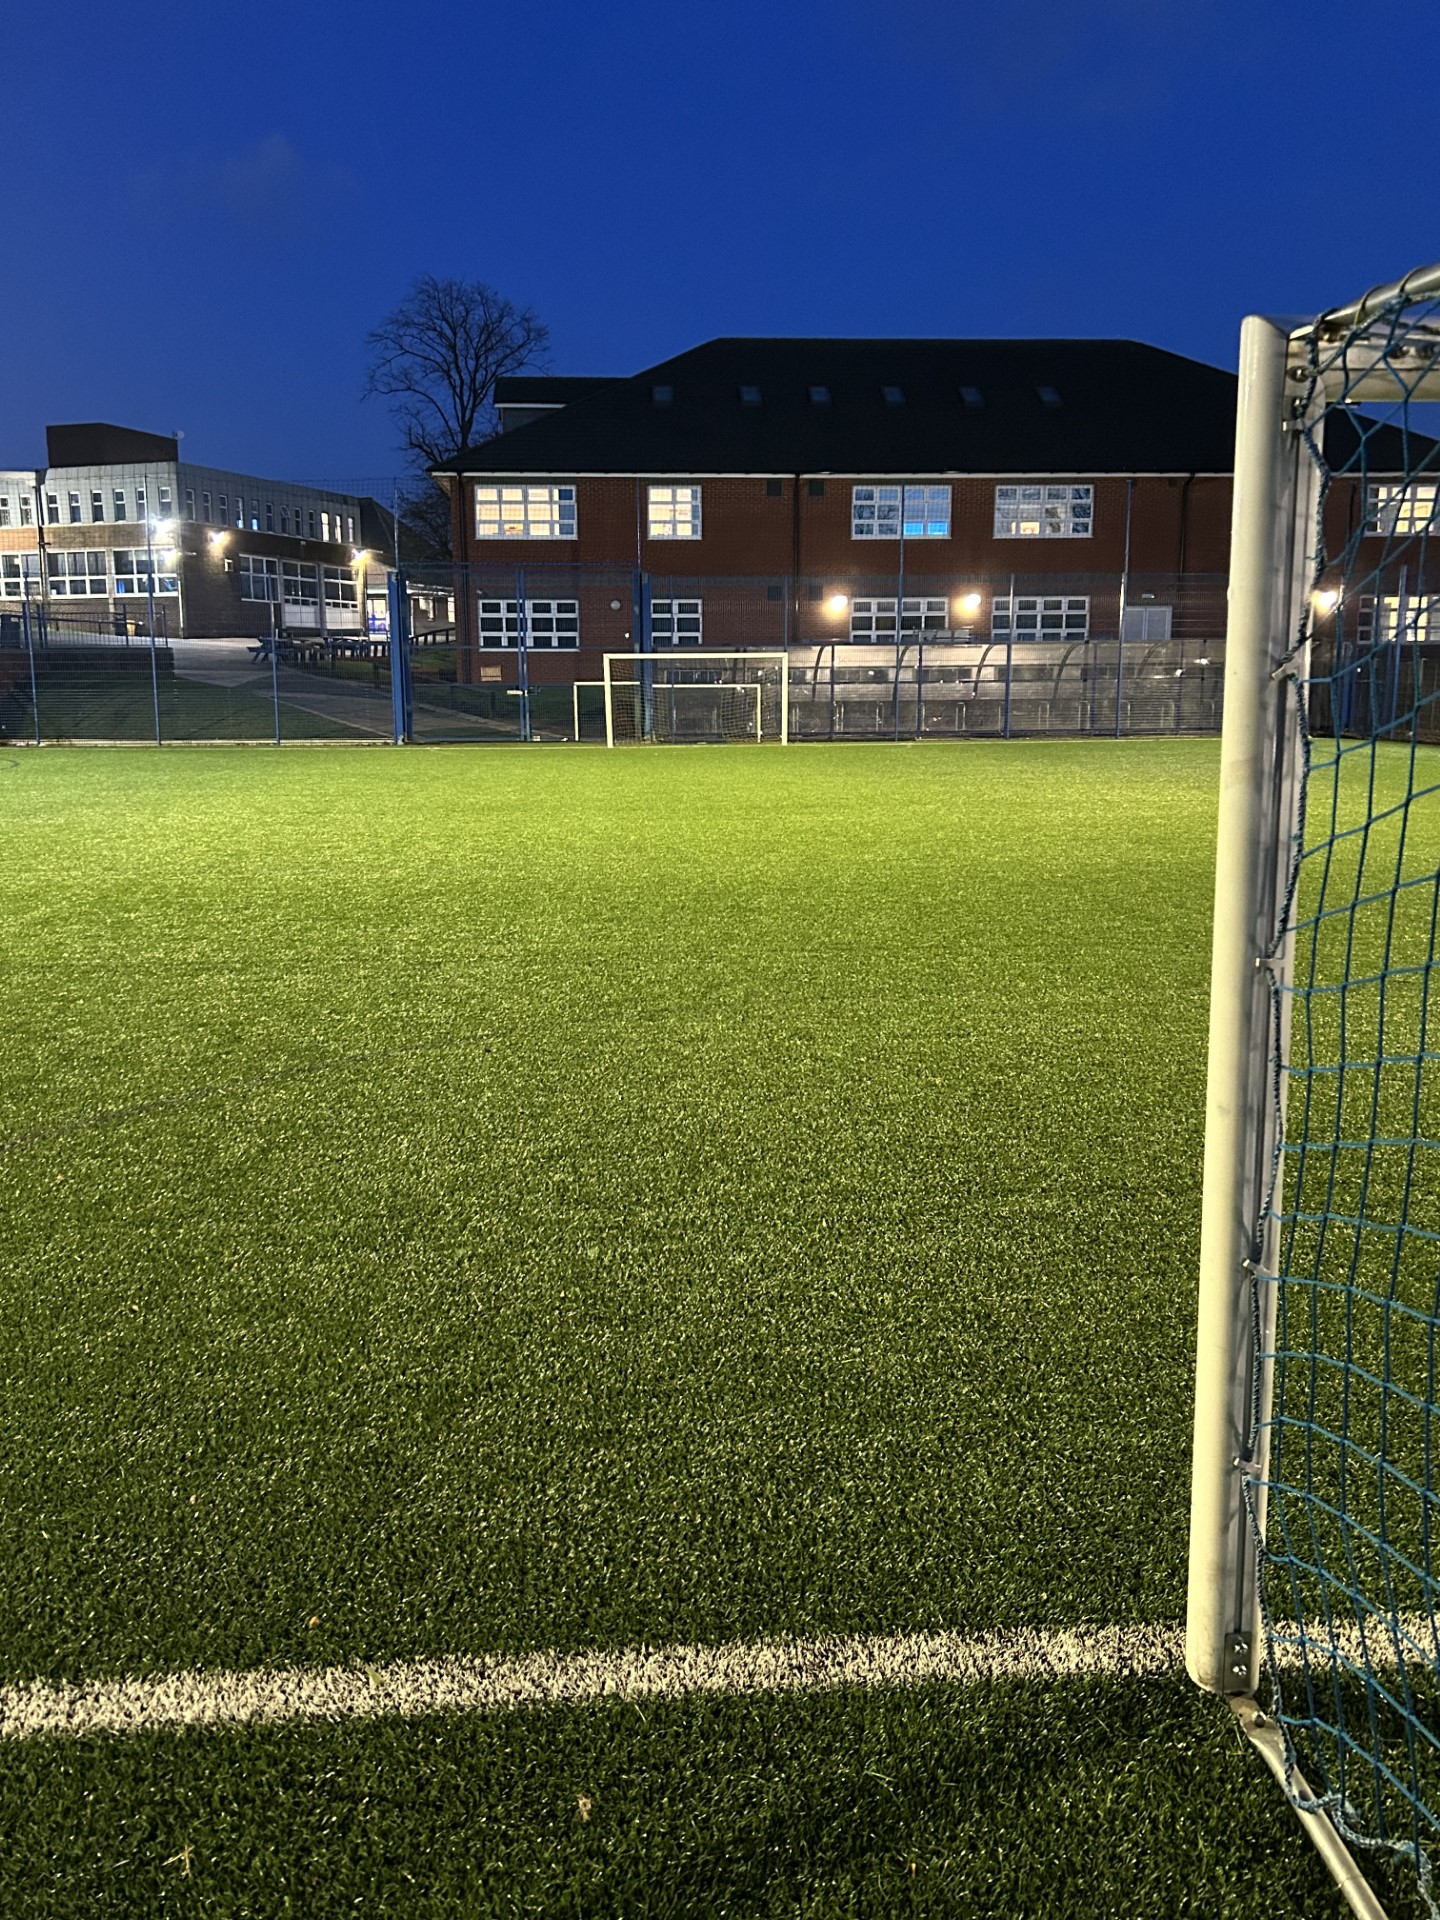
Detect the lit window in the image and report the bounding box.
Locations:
[240,554,280,602]
[321,511,331,542]
[651,597,702,644]
[46,551,108,596]
[1359,594,1439,642]
[848,597,947,641]
[476,597,580,647]
[993,484,1093,538]
[113,549,178,595]
[474,485,578,540]
[235,496,244,528]
[851,485,951,539]
[991,595,1090,638]
[647,485,702,540]
[1367,482,1439,535]
[346,515,355,542]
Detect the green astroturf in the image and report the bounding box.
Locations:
[3,737,1430,1914]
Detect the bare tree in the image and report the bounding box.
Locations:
[364,275,550,469]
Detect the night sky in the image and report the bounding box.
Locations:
[6,0,1430,486]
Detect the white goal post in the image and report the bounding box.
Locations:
[601,651,789,747]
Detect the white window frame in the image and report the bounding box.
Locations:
[476,597,580,649]
[851,485,952,540]
[474,485,578,540]
[991,594,1090,639]
[282,559,319,606]
[994,484,1094,539]
[113,549,179,596]
[240,554,280,603]
[1366,481,1439,536]
[91,491,105,523]
[647,485,702,540]
[651,596,703,644]
[323,564,358,610]
[46,551,109,597]
[848,596,948,641]
[1358,593,1439,643]
[0,495,9,528]
[113,489,127,521]
[1,553,40,597]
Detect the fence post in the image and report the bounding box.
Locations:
[269,596,281,745]
[1003,637,1013,738]
[21,596,41,745]
[148,623,162,746]
[388,569,413,743]
[515,567,532,741]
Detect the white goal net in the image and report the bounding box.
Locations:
[602,652,789,746]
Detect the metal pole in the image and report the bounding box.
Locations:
[1116,480,1134,738]
[21,594,40,745]
[516,566,531,742]
[145,519,162,744]
[1186,314,1313,1696]
[270,594,281,745]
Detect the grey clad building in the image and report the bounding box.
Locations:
[0,424,395,640]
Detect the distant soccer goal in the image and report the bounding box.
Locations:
[601,652,789,746]
[1188,264,1440,1919]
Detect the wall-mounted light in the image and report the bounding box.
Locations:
[827,593,849,614]
[1313,588,1342,614]
[208,530,230,551]
[956,591,982,617]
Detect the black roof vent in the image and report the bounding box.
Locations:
[881,385,905,405]
[960,386,984,409]
[652,384,673,406]
[1037,385,1063,408]
[739,385,762,406]
[808,385,831,404]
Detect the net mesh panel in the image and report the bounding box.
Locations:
[606,655,785,743]
[1251,277,1440,1913]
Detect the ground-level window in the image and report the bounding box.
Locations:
[651,596,702,644]
[848,596,948,641]
[1,553,41,596]
[476,598,580,648]
[283,560,319,606]
[1366,482,1439,536]
[994,485,1093,538]
[1359,593,1439,642]
[323,565,358,610]
[47,551,109,596]
[113,549,178,595]
[991,595,1090,638]
[240,554,280,602]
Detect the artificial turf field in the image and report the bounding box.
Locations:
[0,737,1417,1917]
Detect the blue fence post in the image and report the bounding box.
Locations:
[388,569,413,743]
[21,596,40,745]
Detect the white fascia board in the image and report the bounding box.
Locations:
[455,468,1232,481]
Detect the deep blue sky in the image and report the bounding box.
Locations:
[5,0,1431,486]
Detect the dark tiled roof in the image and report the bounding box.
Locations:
[492,376,617,407]
[441,338,1246,477]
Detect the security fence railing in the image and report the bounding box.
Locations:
[0,565,1247,746]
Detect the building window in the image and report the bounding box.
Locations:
[991,595,1090,638]
[219,494,228,524]
[20,493,33,526]
[135,486,147,517]
[647,485,702,539]
[346,514,355,543]
[235,496,244,528]
[1359,594,1439,642]
[240,554,280,602]
[47,551,109,597]
[651,597,702,644]
[67,491,82,524]
[283,560,319,606]
[476,597,580,648]
[323,564,358,610]
[0,496,9,527]
[202,491,212,523]
[91,490,105,522]
[264,503,273,532]
[185,489,196,521]
[158,486,173,518]
[1366,482,1439,535]
[320,511,330,542]
[994,484,1093,538]
[113,549,178,595]
[113,489,127,521]
[851,485,951,539]
[1,553,41,597]
[848,596,948,641]
[45,493,59,524]
[474,484,577,540]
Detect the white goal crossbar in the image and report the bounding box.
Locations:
[600,651,789,748]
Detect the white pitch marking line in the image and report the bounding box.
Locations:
[0,1622,1185,1743]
